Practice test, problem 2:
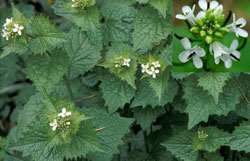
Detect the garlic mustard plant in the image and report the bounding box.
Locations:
[175,0,248,70]
[1,17,24,41]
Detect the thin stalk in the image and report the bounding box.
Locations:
[238,38,247,51]
[143,130,149,153]
[223,10,232,27]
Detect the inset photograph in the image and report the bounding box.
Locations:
[173,0,250,72]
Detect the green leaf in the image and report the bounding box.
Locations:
[0,41,28,59]
[149,0,169,18]
[228,121,250,152]
[192,127,233,152]
[64,28,101,75]
[100,73,136,113]
[52,0,100,31]
[197,73,231,104]
[148,67,170,100]
[133,106,165,129]
[136,0,149,3]
[0,55,18,89]
[131,78,178,108]
[101,3,136,43]
[203,152,224,161]
[183,75,241,129]
[27,15,65,55]
[82,107,134,161]
[162,129,199,161]
[26,50,69,93]
[99,42,137,88]
[132,7,171,51]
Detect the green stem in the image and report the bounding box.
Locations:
[63,72,74,101]
[143,130,150,153]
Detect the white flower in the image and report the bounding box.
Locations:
[50,119,58,131]
[13,24,24,36]
[176,5,196,25]
[66,122,71,125]
[226,13,248,38]
[3,18,13,29]
[72,4,75,7]
[2,30,9,40]
[58,108,72,118]
[141,64,149,73]
[152,61,161,68]
[115,64,119,68]
[123,58,131,67]
[197,0,223,19]
[149,67,159,79]
[209,41,240,69]
[179,38,206,69]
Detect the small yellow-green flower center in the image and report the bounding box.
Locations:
[198,130,208,141]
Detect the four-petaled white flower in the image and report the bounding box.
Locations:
[226,13,248,38]
[58,108,72,118]
[176,5,196,25]
[149,67,160,79]
[179,38,205,69]
[3,18,13,29]
[141,64,149,73]
[50,119,58,131]
[210,40,240,69]
[152,61,161,68]
[197,0,223,19]
[123,58,131,67]
[2,30,9,40]
[13,24,24,36]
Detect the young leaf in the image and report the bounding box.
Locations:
[193,127,233,152]
[131,78,178,108]
[26,50,69,93]
[100,73,136,113]
[132,7,171,51]
[149,0,169,18]
[183,75,241,129]
[82,107,134,161]
[64,28,101,76]
[27,15,65,55]
[101,3,136,42]
[197,73,231,104]
[228,121,250,152]
[162,129,199,161]
[133,106,165,129]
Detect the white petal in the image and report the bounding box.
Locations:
[196,11,206,19]
[182,6,192,15]
[213,5,223,17]
[155,70,160,74]
[52,126,57,131]
[50,123,54,126]
[231,51,241,61]
[198,0,208,11]
[210,1,219,9]
[230,40,239,50]
[215,57,220,64]
[58,113,63,117]
[224,59,232,69]
[233,13,236,23]
[193,56,203,68]
[62,108,66,113]
[66,112,72,116]
[195,47,206,57]
[179,51,191,63]
[18,31,22,35]
[152,74,156,78]
[176,14,187,20]
[14,24,19,28]
[236,18,246,27]
[19,25,24,30]
[181,38,191,50]
[13,28,18,32]
[237,28,249,38]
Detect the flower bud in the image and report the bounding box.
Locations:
[190,27,200,34]
[219,27,229,33]
[205,9,213,19]
[207,29,213,35]
[200,30,206,37]
[205,36,213,44]
[217,15,225,23]
[195,19,204,27]
[214,31,223,38]
[214,24,221,29]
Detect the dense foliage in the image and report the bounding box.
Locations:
[0,0,250,161]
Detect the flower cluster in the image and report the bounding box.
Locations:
[197,130,208,141]
[49,108,72,132]
[71,0,95,9]
[176,0,248,69]
[2,17,24,41]
[141,61,161,78]
[115,57,131,68]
